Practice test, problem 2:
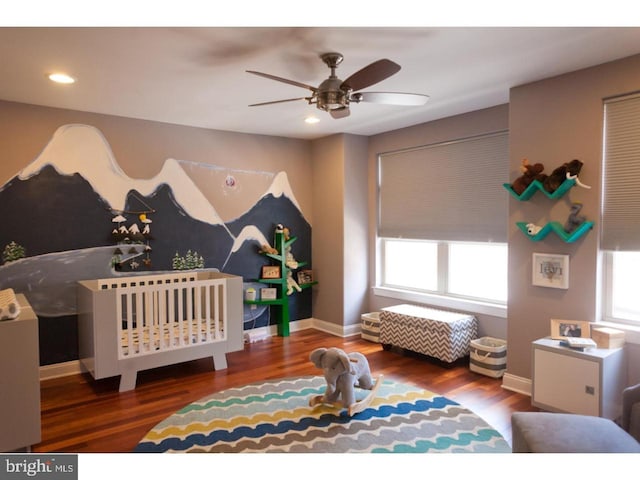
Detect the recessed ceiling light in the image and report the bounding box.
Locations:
[48,73,76,84]
[304,116,320,124]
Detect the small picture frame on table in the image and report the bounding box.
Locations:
[532,253,569,289]
[550,318,592,340]
[261,265,281,279]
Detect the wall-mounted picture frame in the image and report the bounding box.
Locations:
[297,269,313,285]
[261,265,281,279]
[532,253,569,289]
[550,318,592,340]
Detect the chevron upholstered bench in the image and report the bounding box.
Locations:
[379,304,478,364]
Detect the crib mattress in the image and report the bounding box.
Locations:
[379,304,477,363]
[120,320,224,357]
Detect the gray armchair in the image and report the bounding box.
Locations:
[511,383,640,453]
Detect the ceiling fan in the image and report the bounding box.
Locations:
[246,52,429,119]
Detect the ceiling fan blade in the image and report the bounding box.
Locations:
[248,98,308,107]
[330,107,350,119]
[340,59,401,92]
[357,92,430,106]
[246,70,317,92]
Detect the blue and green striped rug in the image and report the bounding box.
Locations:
[135,376,510,453]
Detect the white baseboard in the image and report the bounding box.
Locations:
[501,372,531,396]
[40,360,83,381]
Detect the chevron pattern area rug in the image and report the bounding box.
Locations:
[134,376,511,453]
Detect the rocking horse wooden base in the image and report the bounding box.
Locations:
[309,375,384,416]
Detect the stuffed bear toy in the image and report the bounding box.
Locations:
[543,159,583,193]
[511,158,546,195]
[564,202,587,233]
[309,347,374,413]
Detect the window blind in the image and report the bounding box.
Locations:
[602,93,640,251]
[378,131,509,242]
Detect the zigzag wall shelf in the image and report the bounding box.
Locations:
[503,178,576,201]
[516,221,594,243]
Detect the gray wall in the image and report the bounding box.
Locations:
[508,53,640,384]
[310,133,369,329]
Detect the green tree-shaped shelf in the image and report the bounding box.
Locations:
[503,178,576,200]
[244,231,317,337]
[516,221,594,243]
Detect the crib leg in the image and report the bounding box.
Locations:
[119,370,138,392]
[212,352,228,370]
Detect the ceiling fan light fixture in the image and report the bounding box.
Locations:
[317,90,348,111]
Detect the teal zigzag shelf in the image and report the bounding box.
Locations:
[503,178,576,200]
[516,221,594,243]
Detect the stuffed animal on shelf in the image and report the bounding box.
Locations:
[309,347,382,416]
[542,159,589,193]
[258,244,278,255]
[275,223,291,241]
[526,223,543,236]
[286,269,302,295]
[511,158,546,195]
[564,202,587,233]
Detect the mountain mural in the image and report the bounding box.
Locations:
[0,124,312,364]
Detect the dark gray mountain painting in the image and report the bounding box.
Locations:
[0,124,312,365]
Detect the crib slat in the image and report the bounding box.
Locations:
[136,291,145,353]
[126,291,134,356]
[204,284,212,342]
[221,282,227,341]
[116,292,125,359]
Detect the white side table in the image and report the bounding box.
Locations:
[532,337,626,420]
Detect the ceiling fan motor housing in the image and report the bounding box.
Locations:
[317,77,349,111]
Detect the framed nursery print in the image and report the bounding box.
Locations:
[550,318,592,340]
[532,253,569,289]
[261,265,281,279]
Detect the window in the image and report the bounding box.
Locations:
[602,93,640,326]
[603,251,640,323]
[380,238,508,304]
[377,131,509,313]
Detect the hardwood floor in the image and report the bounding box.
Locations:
[33,329,537,453]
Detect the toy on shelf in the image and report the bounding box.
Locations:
[309,347,383,416]
[564,202,587,234]
[511,158,547,196]
[525,223,543,236]
[516,221,594,243]
[543,159,591,193]
[503,158,590,201]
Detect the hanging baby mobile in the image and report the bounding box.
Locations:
[109,193,155,271]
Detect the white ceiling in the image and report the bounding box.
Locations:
[2,26,640,140]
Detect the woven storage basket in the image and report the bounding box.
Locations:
[470,337,507,378]
[361,312,381,343]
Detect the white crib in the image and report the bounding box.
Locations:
[77,270,243,392]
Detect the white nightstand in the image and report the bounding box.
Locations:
[531,337,626,420]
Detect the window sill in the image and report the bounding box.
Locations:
[372,286,507,318]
